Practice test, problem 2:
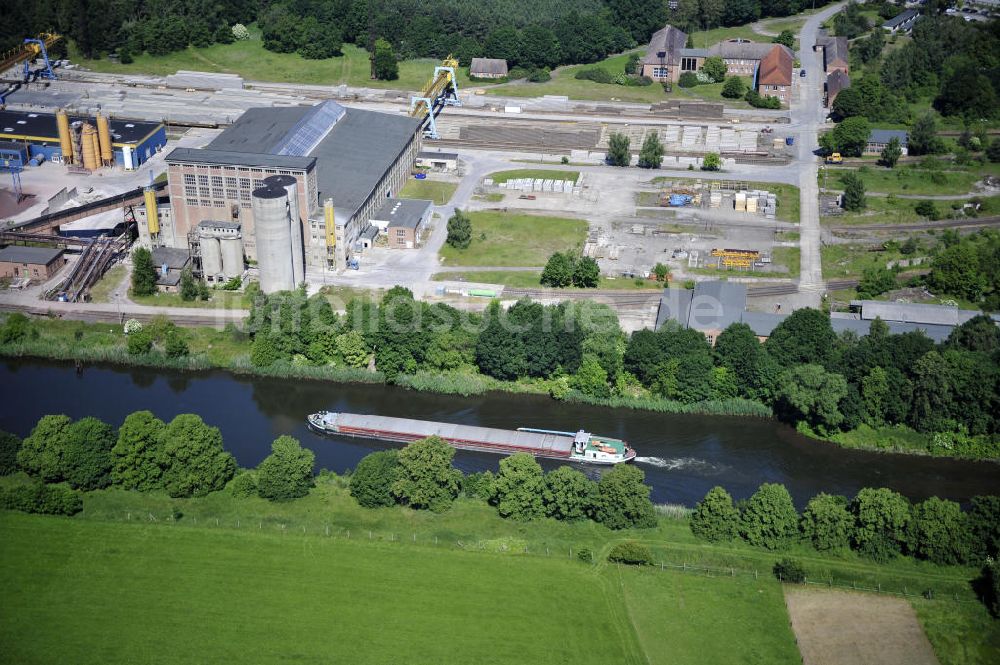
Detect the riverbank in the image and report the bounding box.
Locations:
[0,315,772,420]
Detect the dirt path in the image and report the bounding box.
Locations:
[784,587,939,665]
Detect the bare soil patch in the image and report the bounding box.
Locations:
[784,586,939,665]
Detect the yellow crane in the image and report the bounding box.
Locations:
[409,55,460,139]
[0,33,61,83]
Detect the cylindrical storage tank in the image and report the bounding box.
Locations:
[263,174,303,286]
[56,110,73,164]
[144,187,159,235]
[200,235,223,278]
[96,113,113,166]
[252,184,296,294]
[220,236,244,280]
[70,121,83,166]
[81,124,99,170]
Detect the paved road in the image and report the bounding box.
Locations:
[792,2,847,308]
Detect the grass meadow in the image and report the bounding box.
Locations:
[437,211,588,267]
[398,178,458,205]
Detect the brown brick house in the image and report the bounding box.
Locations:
[640,25,705,83]
[0,246,64,281]
[709,40,794,77]
[755,45,793,107]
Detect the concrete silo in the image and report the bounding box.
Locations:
[201,236,223,278]
[252,180,303,294]
[263,174,304,283]
[220,236,244,280]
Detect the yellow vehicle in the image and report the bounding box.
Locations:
[825,153,843,164]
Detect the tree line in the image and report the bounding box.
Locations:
[349,439,657,529]
[240,284,1000,458]
[0,410,318,513]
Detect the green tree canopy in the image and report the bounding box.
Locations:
[540,252,576,288]
[714,322,777,401]
[391,436,463,512]
[851,487,912,561]
[131,247,158,297]
[701,152,721,171]
[350,450,400,508]
[690,486,740,542]
[721,76,746,99]
[606,132,631,167]
[824,116,870,157]
[0,430,21,476]
[17,415,73,482]
[111,410,166,490]
[765,308,837,367]
[773,30,795,49]
[700,56,727,82]
[446,209,472,249]
[800,493,852,551]
[908,113,944,156]
[256,435,315,501]
[492,453,545,520]
[911,497,972,565]
[542,466,596,520]
[62,416,117,490]
[637,132,664,169]
[594,464,656,530]
[158,414,236,498]
[880,136,902,168]
[739,483,799,550]
[572,256,600,288]
[775,364,849,434]
[372,38,399,80]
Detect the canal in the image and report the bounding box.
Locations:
[2,358,998,507]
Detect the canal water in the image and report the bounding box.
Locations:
[2,358,998,507]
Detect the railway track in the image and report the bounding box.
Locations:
[830,215,1000,232]
[0,302,246,328]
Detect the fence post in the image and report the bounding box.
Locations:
[877,583,881,593]
[326,525,329,536]
[369,530,372,540]
[754,569,758,580]
[347,530,350,539]
[127,512,130,521]
[237,519,240,528]
[731,568,735,577]
[413,533,416,543]
[216,518,220,526]
[435,536,438,545]
[546,547,549,556]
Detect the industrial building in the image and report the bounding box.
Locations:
[654,281,993,344]
[709,40,793,77]
[0,245,65,280]
[156,100,422,283]
[370,198,432,249]
[150,247,191,292]
[0,109,166,169]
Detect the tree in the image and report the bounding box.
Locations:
[17,415,73,482]
[851,488,912,561]
[773,30,795,49]
[880,136,902,168]
[690,486,740,542]
[946,314,1000,355]
[637,132,664,169]
[800,493,852,551]
[968,495,1000,560]
[701,152,721,171]
[483,27,520,65]
[831,86,866,120]
[861,366,890,426]
[256,435,315,501]
[519,25,560,69]
[298,19,342,60]
[594,464,656,530]
[721,76,746,99]
[127,328,153,355]
[606,132,631,167]
[914,200,939,220]
[542,466,595,520]
[571,353,611,398]
[336,330,370,368]
[739,483,799,550]
[250,334,278,367]
[350,450,400,508]
[446,209,472,249]
[180,268,199,301]
[765,308,837,367]
[935,61,998,120]
[572,256,600,288]
[158,414,236,498]
[700,56,727,83]
[372,38,398,81]
[928,242,988,302]
[491,453,545,520]
[0,430,21,475]
[62,416,116,490]
[908,113,943,156]
[856,266,895,299]
[653,262,669,282]
[111,411,166,490]
[827,116,870,157]
[714,322,777,401]
[391,436,462,512]
[131,247,158,297]
[775,364,849,434]
[540,252,576,287]
[165,329,189,358]
[911,497,971,565]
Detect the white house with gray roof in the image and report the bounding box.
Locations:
[865,129,909,156]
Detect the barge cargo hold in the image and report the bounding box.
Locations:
[307,411,636,465]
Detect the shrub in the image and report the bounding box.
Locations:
[527,68,551,82]
[576,547,594,563]
[575,68,615,84]
[607,541,653,566]
[256,435,315,501]
[232,23,249,40]
[721,76,746,99]
[740,483,799,550]
[229,470,259,498]
[701,152,721,171]
[915,200,940,220]
[678,72,700,88]
[349,449,400,508]
[690,486,740,542]
[0,430,22,475]
[0,481,83,516]
[773,558,806,583]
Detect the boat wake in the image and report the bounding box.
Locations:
[635,456,727,475]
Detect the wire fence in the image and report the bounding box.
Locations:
[108,508,985,606]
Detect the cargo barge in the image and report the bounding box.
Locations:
[307,411,636,465]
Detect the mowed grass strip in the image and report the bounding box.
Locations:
[490,169,581,185]
[438,211,588,267]
[0,512,641,665]
[399,178,458,205]
[619,566,801,665]
[820,166,980,196]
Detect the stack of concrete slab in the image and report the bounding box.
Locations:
[165,71,244,90]
[681,126,701,148]
[709,192,722,208]
[738,131,758,151]
[719,128,739,151]
[704,126,721,151]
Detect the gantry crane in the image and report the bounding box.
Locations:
[409,55,460,139]
[0,33,61,84]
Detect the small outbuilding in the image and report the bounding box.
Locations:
[0,245,65,281]
[151,246,191,293]
[883,9,920,33]
[416,151,459,171]
[865,129,909,156]
[370,198,433,249]
[470,58,508,79]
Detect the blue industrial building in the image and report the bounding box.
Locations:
[0,110,166,168]
[0,141,29,167]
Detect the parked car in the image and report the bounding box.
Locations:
[800,70,806,77]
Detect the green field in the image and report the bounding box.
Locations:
[129,289,250,309]
[821,195,927,226]
[490,169,580,184]
[0,512,642,665]
[675,77,755,109]
[821,166,981,196]
[431,271,666,290]
[70,29,485,91]
[914,596,1000,665]
[821,243,908,279]
[88,264,126,303]
[438,211,588,267]
[399,178,457,205]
